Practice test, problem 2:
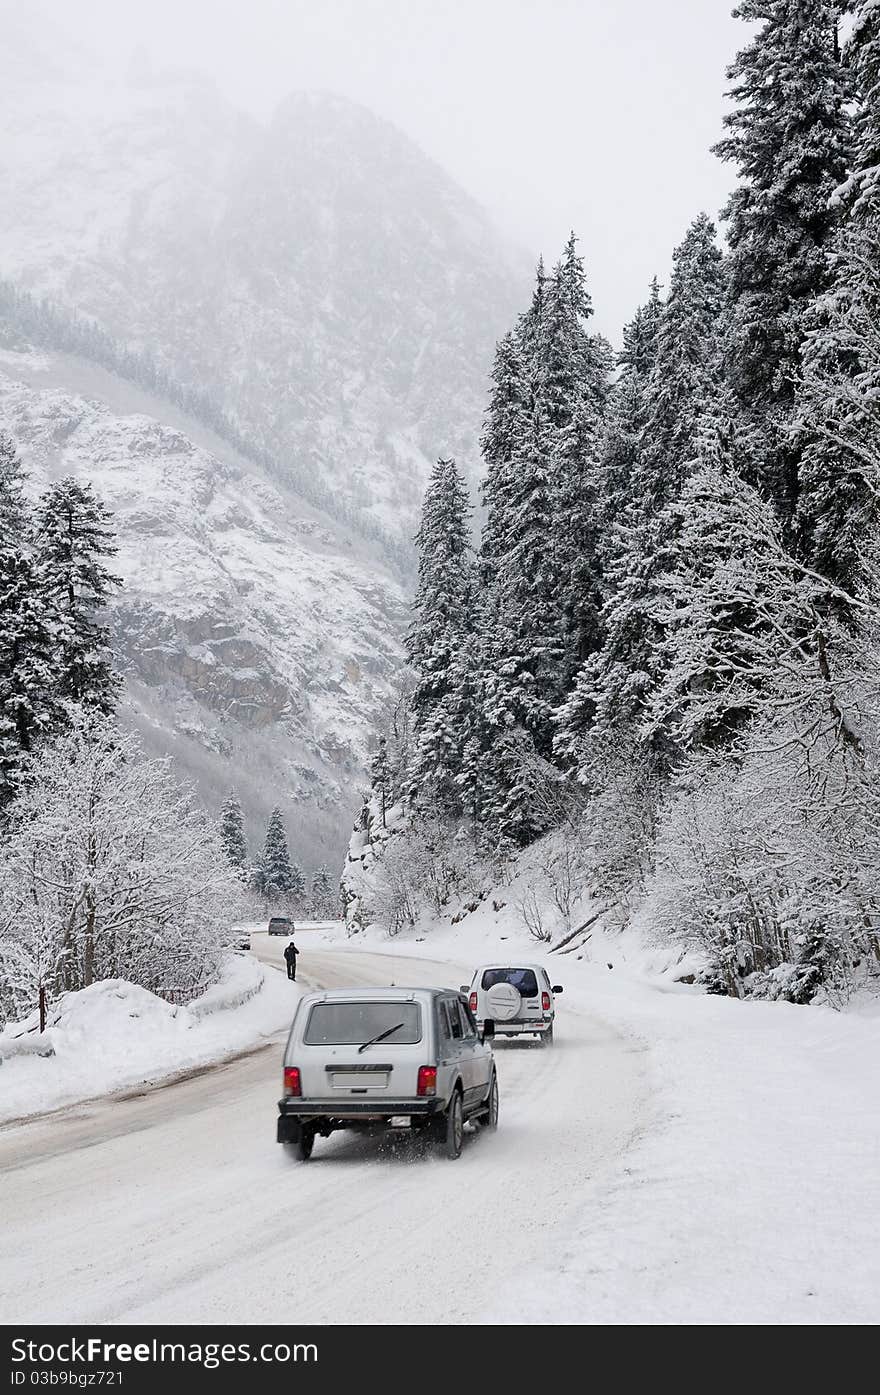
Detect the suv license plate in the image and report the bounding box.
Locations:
[389,1116,411,1128]
[332,1072,389,1089]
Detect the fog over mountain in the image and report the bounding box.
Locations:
[0,27,528,861]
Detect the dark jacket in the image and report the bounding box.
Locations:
[284,942,298,964]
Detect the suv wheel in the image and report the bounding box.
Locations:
[442,1090,464,1159]
[484,1072,499,1130]
[539,1023,554,1047]
[284,1124,315,1161]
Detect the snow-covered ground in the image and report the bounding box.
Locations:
[310,905,880,1324]
[0,952,301,1125]
[1,913,876,1324]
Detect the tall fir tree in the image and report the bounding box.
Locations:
[406,457,476,810]
[370,736,390,827]
[34,477,121,712]
[542,234,613,683]
[219,790,248,873]
[479,331,531,587]
[0,432,28,539]
[311,865,336,918]
[596,280,663,560]
[796,0,880,595]
[714,0,851,526]
[556,217,726,766]
[252,806,303,902]
[645,413,770,752]
[477,247,605,766]
[0,547,61,807]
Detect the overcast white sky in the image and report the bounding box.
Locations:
[21,0,747,338]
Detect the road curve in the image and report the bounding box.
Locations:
[0,940,649,1324]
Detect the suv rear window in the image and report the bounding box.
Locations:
[481,968,539,998]
[303,1002,422,1046]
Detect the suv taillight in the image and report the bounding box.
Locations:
[542,991,551,1012]
[417,1066,437,1097]
[283,1067,301,1097]
[469,992,478,1014]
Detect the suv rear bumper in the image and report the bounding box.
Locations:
[278,1097,445,1121]
[479,1019,551,1034]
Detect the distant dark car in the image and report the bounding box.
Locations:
[268,916,294,936]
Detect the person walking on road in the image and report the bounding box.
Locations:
[284,938,299,981]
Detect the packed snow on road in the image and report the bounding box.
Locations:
[1,910,877,1326]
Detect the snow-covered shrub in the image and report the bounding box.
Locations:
[647,693,880,1003]
[341,785,490,937]
[0,714,244,1026]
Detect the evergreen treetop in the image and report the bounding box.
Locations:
[219,790,248,871]
[35,477,121,712]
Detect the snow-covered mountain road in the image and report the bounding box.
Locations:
[0,942,649,1324]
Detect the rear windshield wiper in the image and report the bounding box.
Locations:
[357,1022,406,1054]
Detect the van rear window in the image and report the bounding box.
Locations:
[481,968,539,998]
[304,1002,422,1046]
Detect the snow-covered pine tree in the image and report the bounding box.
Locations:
[639,215,726,517]
[565,279,666,765]
[714,0,851,526]
[542,234,613,684]
[370,736,390,828]
[252,806,298,902]
[556,217,726,767]
[406,457,476,812]
[34,477,121,712]
[311,865,336,919]
[0,547,62,807]
[796,0,880,594]
[646,411,782,752]
[596,279,663,549]
[218,790,248,873]
[480,242,611,765]
[518,255,549,363]
[288,859,307,907]
[479,331,531,588]
[0,431,29,539]
[488,393,563,751]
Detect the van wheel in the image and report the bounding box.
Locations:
[484,1072,499,1130]
[284,1125,315,1161]
[442,1090,464,1159]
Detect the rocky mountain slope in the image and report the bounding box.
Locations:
[0,343,406,867]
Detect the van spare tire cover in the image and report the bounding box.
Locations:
[485,982,522,1021]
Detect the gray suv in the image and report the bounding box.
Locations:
[277,986,498,1160]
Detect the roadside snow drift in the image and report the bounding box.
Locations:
[0,955,300,1124]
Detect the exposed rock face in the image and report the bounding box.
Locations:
[0,348,407,865]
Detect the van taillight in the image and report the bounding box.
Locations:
[469,992,478,1014]
[283,1067,301,1097]
[417,1066,437,1097]
[542,992,551,1011]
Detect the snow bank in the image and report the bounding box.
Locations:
[0,954,301,1125]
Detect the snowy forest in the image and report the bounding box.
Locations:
[0,437,240,1021]
[0,432,334,1024]
[349,1,880,1004]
